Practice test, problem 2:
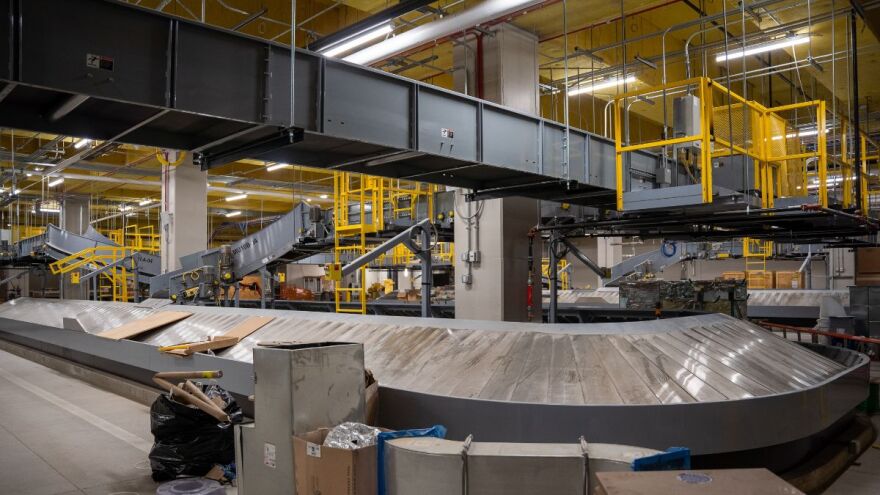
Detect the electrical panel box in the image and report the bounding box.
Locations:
[673,95,701,139]
[326,262,342,281]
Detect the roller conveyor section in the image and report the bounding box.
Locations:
[0,298,867,467]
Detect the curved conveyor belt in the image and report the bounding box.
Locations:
[0,298,867,465]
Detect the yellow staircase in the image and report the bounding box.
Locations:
[743,238,773,289]
[542,258,571,290]
[49,246,137,301]
[333,172,383,314]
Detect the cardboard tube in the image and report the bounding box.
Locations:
[184,380,215,406]
[154,370,223,380]
[153,376,229,423]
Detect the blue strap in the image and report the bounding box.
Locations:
[377,425,447,495]
[631,447,691,471]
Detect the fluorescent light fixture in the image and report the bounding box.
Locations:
[568,76,637,96]
[321,24,393,58]
[39,208,61,213]
[225,210,242,218]
[716,36,809,62]
[138,199,153,206]
[225,193,247,202]
[771,127,825,141]
[125,213,136,218]
[13,189,21,195]
[119,205,133,212]
[74,138,92,149]
[319,194,329,199]
[48,177,64,187]
[306,198,312,202]
[266,163,291,172]
[25,173,33,177]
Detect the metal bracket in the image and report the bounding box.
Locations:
[194,127,304,170]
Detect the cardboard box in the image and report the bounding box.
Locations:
[746,270,774,289]
[293,428,377,495]
[595,468,804,494]
[775,271,805,289]
[721,271,746,281]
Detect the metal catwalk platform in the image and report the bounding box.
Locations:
[0,297,867,465]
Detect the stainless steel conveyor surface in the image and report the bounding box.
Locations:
[0,297,848,405]
[0,297,867,458]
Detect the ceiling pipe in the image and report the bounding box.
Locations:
[309,0,437,53]
[32,173,309,201]
[344,0,545,66]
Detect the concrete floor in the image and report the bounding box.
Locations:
[825,415,880,494]
[0,348,236,495]
[0,347,877,494]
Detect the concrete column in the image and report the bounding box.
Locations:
[454,192,538,321]
[60,196,90,299]
[160,156,207,273]
[61,196,89,235]
[452,24,541,322]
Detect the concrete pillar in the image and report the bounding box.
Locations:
[60,196,90,299]
[453,25,540,321]
[61,196,89,235]
[160,156,207,273]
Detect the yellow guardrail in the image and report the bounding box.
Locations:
[613,76,831,211]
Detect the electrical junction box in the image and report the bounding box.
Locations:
[326,263,342,281]
[673,95,701,139]
[461,250,481,263]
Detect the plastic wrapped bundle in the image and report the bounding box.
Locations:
[323,422,382,450]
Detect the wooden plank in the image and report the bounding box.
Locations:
[96,311,193,341]
[162,337,238,356]
[158,316,274,356]
[221,315,275,341]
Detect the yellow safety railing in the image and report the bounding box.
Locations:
[542,258,571,290]
[743,238,773,288]
[107,225,160,254]
[332,172,441,313]
[333,172,376,314]
[614,77,831,211]
[49,246,138,302]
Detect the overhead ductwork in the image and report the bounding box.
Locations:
[344,0,543,65]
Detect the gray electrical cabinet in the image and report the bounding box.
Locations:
[673,95,701,138]
[849,286,880,337]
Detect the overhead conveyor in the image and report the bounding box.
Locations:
[0,0,657,206]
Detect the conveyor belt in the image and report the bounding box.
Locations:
[0,297,867,463]
[0,0,658,205]
[15,225,116,260]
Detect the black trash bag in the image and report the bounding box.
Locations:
[148,382,243,481]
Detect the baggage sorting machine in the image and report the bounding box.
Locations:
[235,340,663,495]
[0,298,870,490]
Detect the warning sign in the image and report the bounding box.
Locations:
[86,53,114,72]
